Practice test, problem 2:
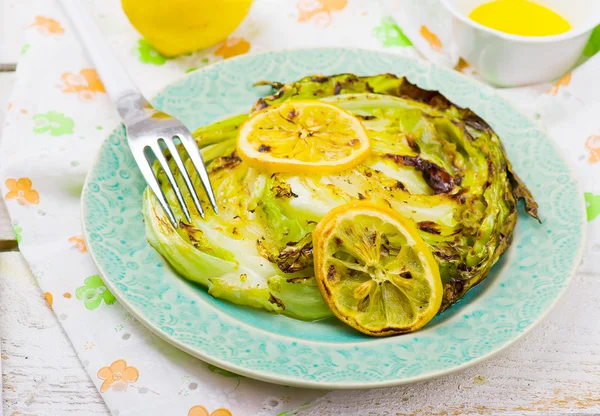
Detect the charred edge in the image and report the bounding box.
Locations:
[384,154,455,194]
[271,183,298,199]
[288,109,299,119]
[276,237,313,273]
[399,272,413,279]
[370,231,377,244]
[433,251,460,261]
[179,221,201,245]
[507,168,541,222]
[406,135,420,153]
[395,181,406,191]
[334,82,342,95]
[327,264,336,281]
[272,88,285,100]
[356,114,376,121]
[286,276,312,284]
[268,294,286,310]
[396,79,449,106]
[464,115,492,132]
[311,75,329,83]
[253,98,269,111]
[334,237,343,246]
[462,124,477,141]
[253,80,285,90]
[258,144,271,153]
[449,192,466,204]
[154,205,173,231]
[179,220,193,233]
[358,193,366,200]
[441,280,467,307]
[209,154,242,173]
[487,160,495,177]
[418,221,441,235]
[428,95,451,111]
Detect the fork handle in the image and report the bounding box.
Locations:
[57,0,147,119]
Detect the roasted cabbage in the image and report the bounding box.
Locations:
[142,73,539,320]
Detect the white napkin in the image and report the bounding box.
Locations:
[1,0,598,414]
[0,1,421,415]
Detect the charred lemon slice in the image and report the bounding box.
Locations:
[313,202,442,336]
[236,100,370,173]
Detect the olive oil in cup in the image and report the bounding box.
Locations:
[441,0,600,86]
[469,0,571,37]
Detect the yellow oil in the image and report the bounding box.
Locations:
[469,0,571,36]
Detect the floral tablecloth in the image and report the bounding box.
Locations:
[0,0,599,415]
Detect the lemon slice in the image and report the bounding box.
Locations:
[313,201,442,336]
[236,100,370,173]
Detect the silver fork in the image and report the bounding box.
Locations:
[58,0,218,227]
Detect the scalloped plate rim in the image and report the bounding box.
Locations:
[81,47,587,389]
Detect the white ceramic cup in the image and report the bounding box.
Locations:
[441,0,600,87]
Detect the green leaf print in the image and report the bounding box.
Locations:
[76,275,116,310]
[583,24,600,57]
[32,111,74,136]
[136,39,169,65]
[13,224,22,244]
[21,43,30,55]
[373,17,412,47]
[585,192,600,221]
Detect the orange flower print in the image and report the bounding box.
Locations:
[421,26,442,51]
[5,178,40,205]
[215,37,250,59]
[61,69,106,101]
[549,73,571,95]
[188,406,232,416]
[44,292,53,308]
[455,58,469,72]
[586,135,600,164]
[455,58,477,76]
[30,16,64,35]
[68,235,87,252]
[97,359,139,393]
[297,0,347,27]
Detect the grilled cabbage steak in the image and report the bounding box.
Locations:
[142,73,539,324]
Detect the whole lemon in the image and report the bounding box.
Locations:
[122,0,253,57]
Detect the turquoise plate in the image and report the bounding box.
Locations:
[82,48,586,389]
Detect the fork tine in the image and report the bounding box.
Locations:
[161,137,205,219]
[150,143,193,223]
[177,133,219,215]
[131,146,178,228]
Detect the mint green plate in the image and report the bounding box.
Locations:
[82,48,586,389]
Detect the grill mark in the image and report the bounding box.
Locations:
[384,154,455,194]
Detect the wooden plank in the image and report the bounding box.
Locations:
[303,270,600,415]
[0,252,110,414]
[0,72,17,248]
[0,0,31,65]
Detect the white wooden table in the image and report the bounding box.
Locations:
[1,2,599,415]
